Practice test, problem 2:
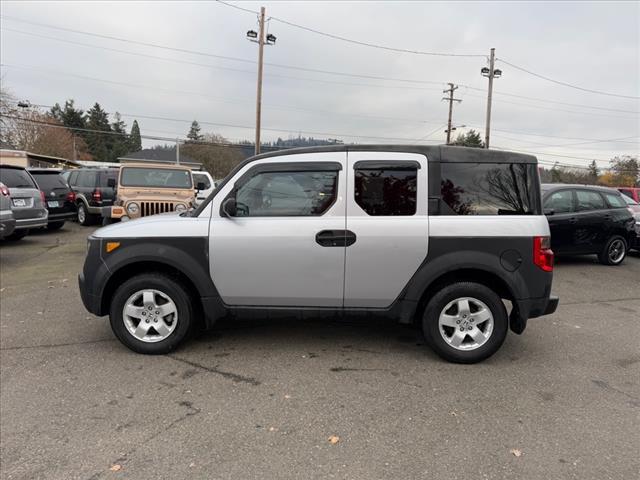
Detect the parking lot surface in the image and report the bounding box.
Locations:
[1,222,639,480]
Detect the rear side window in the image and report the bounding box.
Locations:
[544,190,574,213]
[68,171,78,185]
[0,168,36,188]
[619,188,634,198]
[576,190,605,211]
[604,192,626,208]
[440,163,538,215]
[78,171,98,188]
[31,173,69,192]
[235,170,338,217]
[354,166,417,216]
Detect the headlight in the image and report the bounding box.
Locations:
[175,204,187,213]
[126,202,139,214]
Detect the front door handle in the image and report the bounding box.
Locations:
[569,217,578,224]
[315,230,357,247]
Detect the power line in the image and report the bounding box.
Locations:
[490,132,639,149]
[497,58,640,100]
[4,23,637,115]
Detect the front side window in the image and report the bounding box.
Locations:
[604,192,626,208]
[440,162,538,215]
[234,170,338,217]
[354,167,417,216]
[576,190,605,211]
[193,173,212,190]
[100,170,119,187]
[544,190,574,213]
[120,168,193,189]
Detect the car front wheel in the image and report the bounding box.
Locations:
[422,282,508,364]
[109,273,193,354]
[598,235,627,266]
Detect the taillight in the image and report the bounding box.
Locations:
[0,185,9,196]
[533,236,554,272]
[92,190,102,202]
[40,190,46,203]
[66,191,76,202]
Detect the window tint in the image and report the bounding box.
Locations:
[0,168,36,188]
[354,167,417,216]
[31,173,69,191]
[68,171,78,185]
[234,170,338,217]
[576,190,605,211]
[440,163,538,215]
[120,168,192,188]
[99,170,119,187]
[78,171,98,188]
[544,190,574,213]
[604,192,626,208]
[193,173,211,190]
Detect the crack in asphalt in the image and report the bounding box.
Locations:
[559,297,640,306]
[168,355,261,386]
[0,338,115,351]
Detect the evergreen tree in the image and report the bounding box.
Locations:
[451,129,485,148]
[129,120,142,152]
[187,120,203,143]
[587,160,599,183]
[85,103,112,162]
[110,112,129,162]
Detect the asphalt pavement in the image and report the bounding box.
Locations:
[1,222,638,480]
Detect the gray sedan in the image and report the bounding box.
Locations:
[0,182,16,239]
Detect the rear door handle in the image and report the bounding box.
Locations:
[569,217,578,224]
[315,230,357,247]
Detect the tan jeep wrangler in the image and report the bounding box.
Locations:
[106,163,198,221]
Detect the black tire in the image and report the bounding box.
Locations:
[598,235,627,266]
[47,221,65,230]
[77,202,95,226]
[109,273,193,354]
[422,282,508,364]
[4,230,28,241]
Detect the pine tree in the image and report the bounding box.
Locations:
[129,120,142,152]
[110,112,129,162]
[187,120,203,143]
[85,103,112,162]
[587,160,599,183]
[451,129,485,148]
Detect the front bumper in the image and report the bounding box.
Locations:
[78,272,101,315]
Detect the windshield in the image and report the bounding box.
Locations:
[621,193,638,205]
[0,167,37,189]
[31,173,69,191]
[120,167,193,189]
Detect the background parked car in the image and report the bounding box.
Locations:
[0,165,48,240]
[542,184,635,265]
[192,170,215,205]
[620,193,640,251]
[616,186,640,203]
[29,169,77,230]
[67,167,118,226]
[0,182,16,239]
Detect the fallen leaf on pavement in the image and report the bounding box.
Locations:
[328,435,340,444]
[510,449,523,457]
[109,464,122,471]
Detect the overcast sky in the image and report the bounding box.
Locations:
[1,1,638,167]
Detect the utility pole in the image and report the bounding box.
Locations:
[176,138,180,164]
[481,48,502,149]
[246,8,276,156]
[442,83,462,145]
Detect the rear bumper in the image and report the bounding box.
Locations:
[0,216,16,237]
[47,211,77,222]
[15,216,49,230]
[510,294,559,334]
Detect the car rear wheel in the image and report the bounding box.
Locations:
[598,235,627,266]
[422,282,508,364]
[109,273,193,354]
[47,221,65,230]
[77,202,95,226]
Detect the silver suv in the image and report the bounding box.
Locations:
[0,165,48,240]
[79,146,558,363]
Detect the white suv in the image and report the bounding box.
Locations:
[79,146,558,363]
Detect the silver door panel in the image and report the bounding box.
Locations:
[344,152,429,308]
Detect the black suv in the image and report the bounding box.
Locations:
[542,184,635,265]
[67,168,118,226]
[28,169,77,230]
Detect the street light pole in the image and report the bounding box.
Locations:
[481,48,502,149]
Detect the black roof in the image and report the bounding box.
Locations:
[251,145,537,164]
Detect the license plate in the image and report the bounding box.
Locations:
[47,201,59,208]
[12,199,26,207]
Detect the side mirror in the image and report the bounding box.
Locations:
[221,197,237,217]
[107,178,116,188]
[196,182,206,191]
[544,208,555,216]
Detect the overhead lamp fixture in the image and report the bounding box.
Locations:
[480,67,490,77]
[493,69,502,78]
[266,33,277,45]
[246,30,258,39]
